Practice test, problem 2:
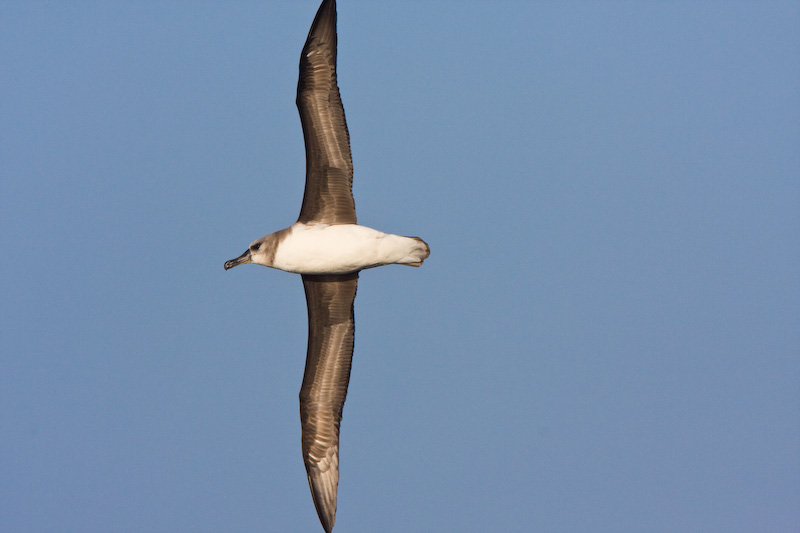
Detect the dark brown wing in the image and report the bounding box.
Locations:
[296,0,356,225]
[299,272,358,533]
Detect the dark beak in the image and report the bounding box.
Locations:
[224,249,252,270]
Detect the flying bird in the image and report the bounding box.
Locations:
[224,1,429,531]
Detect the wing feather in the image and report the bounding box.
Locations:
[296,0,356,225]
[299,272,358,532]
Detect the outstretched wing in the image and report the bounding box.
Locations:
[296,0,356,225]
[299,272,358,532]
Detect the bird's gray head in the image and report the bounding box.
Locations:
[224,234,279,270]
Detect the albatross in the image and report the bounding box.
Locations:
[224,1,429,531]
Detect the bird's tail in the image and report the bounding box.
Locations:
[401,236,430,267]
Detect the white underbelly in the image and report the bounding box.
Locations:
[272,223,416,274]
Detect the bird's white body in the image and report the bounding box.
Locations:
[271,223,427,274]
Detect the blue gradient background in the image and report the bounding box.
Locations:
[2,2,798,531]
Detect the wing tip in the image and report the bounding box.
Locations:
[306,470,338,532]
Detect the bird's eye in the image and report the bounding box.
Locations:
[251,242,262,252]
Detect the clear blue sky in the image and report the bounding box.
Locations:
[2,2,798,531]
